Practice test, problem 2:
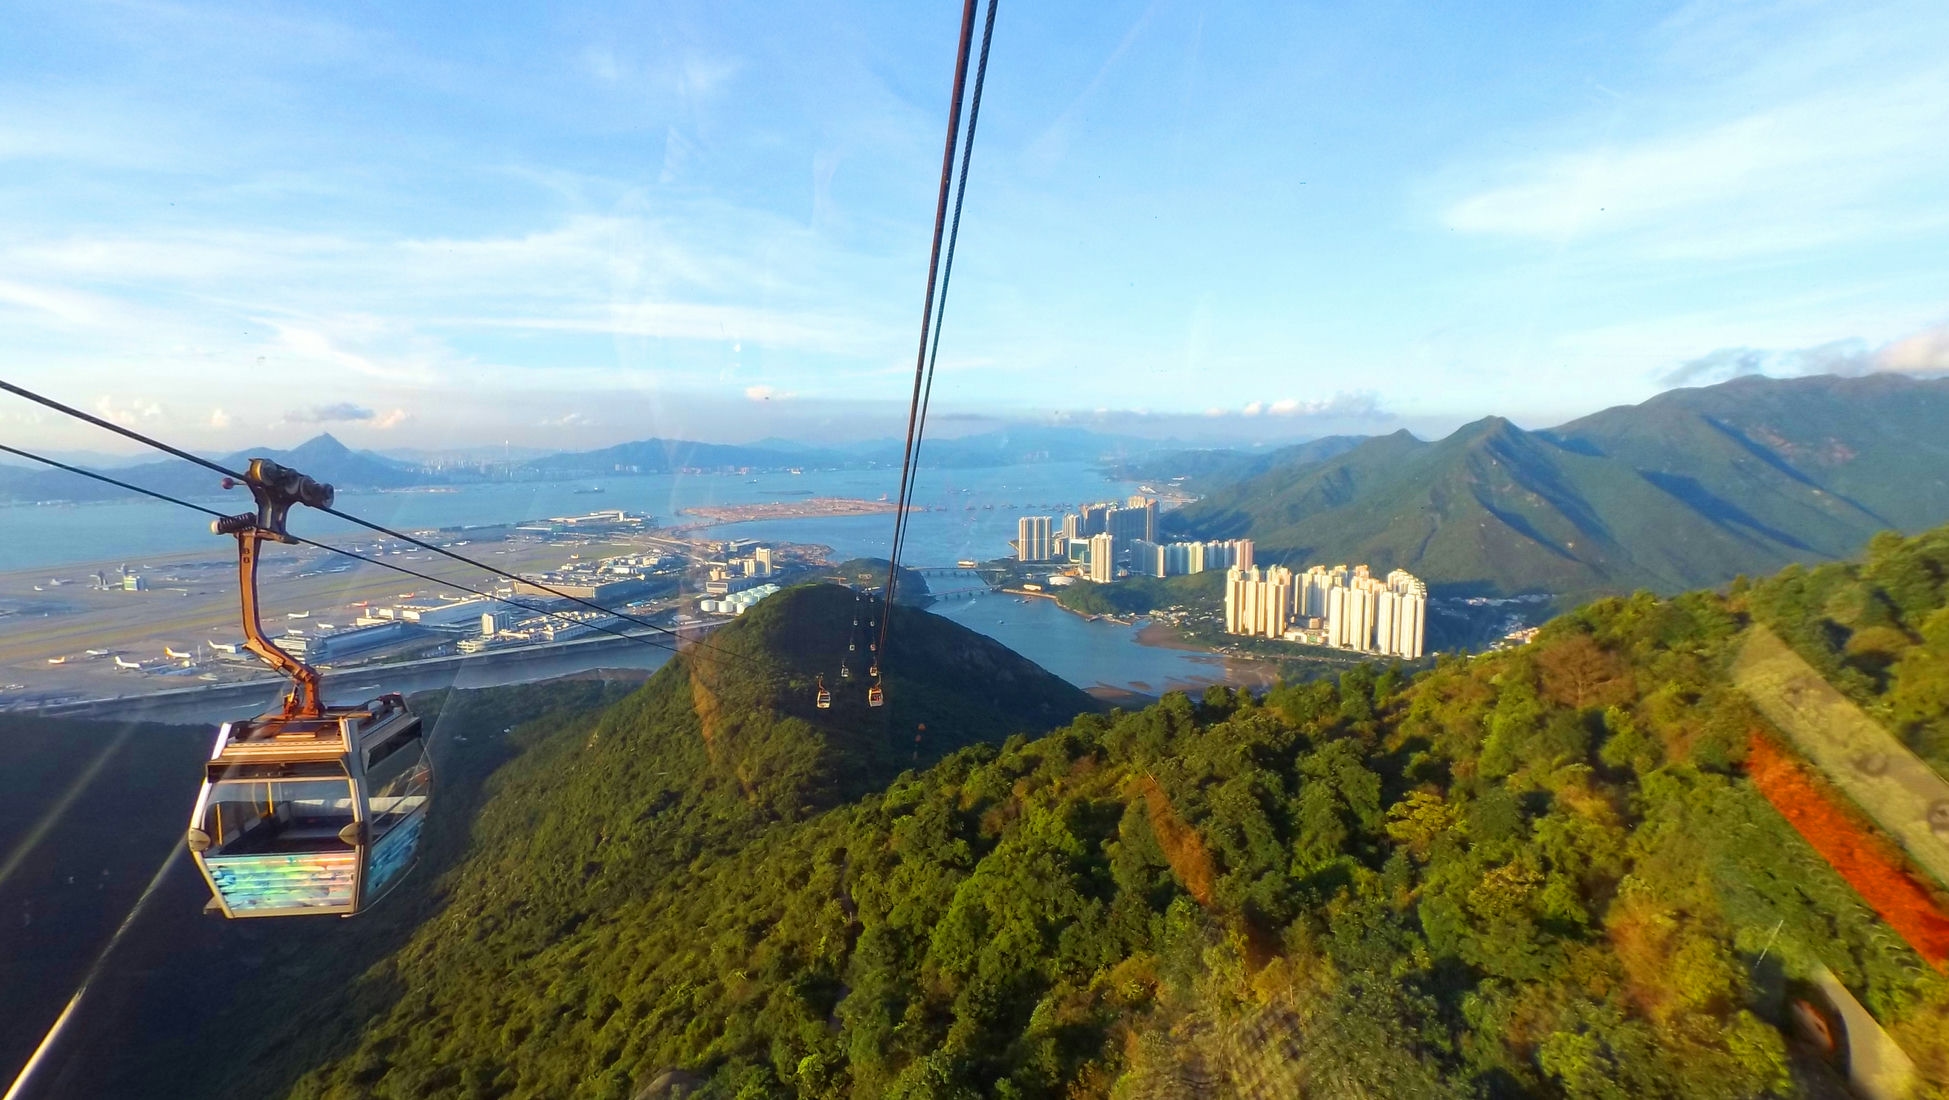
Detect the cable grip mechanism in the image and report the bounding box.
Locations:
[213,459,336,718]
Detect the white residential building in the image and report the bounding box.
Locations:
[1230,561,1426,658]
[1087,532,1117,583]
[1016,515,1054,562]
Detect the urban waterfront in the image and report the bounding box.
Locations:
[44,589,1248,727]
[0,458,1268,716]
[0,461,1141,573]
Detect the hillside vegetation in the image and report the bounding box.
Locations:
[1167,374,1949,599]
[1053,572,1225,617]
[828,559,932,606]
[215,528,1949,1098]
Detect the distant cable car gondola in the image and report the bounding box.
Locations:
[816,674,832,710]
[867,682,885,708]
[840,661,851,679]
[183,459,432,918]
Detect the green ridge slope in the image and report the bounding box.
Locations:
[247,529,1949,1098]
[1167,373,1949,599]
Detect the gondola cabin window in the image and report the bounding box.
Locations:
[364,724,430,837]
[201,776,358,854]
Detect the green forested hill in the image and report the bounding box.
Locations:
[1166,373,1949,598]
[226,529,1949,1098]
[829,558,932,605]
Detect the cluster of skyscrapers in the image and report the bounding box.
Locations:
[1225,563,1427,659]
[1015,497,1252,584]
[1126,537,1254,579]
[1014,497,1157,561]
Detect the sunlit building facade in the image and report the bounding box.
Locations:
[1016,515,1054,562]
[1227,560,1426,658]
[1087,532,1117,583]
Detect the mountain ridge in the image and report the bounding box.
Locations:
[1166,372,1949,598]
[183,524,1949,1097]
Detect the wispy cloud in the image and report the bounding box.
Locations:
[1443,71,1949,259]
[92,394,164,427]
[1214,392,1388,420]
[0,280,111,326]
[1662,321,1949,386]
[1438,0,1949,262]
[287,402,374,423]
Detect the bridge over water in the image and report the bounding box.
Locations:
[911,566,996,601]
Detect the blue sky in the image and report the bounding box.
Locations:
[3,0,1947,453]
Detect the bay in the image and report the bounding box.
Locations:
[930,590,1250,697]
[0,461,1138,572]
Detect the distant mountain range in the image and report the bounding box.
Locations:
[1164,373,1949,598]
[1107,435,1368,489]
[519,425,1176,476]
[0,432,428,504]
[0,423,1186,502]
[517,437,836,477]
[10,374,1948,610]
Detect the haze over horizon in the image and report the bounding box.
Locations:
[4,0,1949,456]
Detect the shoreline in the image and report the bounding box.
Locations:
[997,589,1286,692]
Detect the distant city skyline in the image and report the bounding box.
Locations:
[3,1,1948,455]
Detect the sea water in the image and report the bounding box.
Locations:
[0,461,1139,573]
[0,461,1245,702]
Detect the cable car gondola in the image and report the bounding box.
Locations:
[816,674,832,709]
[867,682,885,708]
[183,460,432,919]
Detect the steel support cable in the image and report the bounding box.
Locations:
[877,0,986,660]
[879,0,979,628]
[0,442,722,664]
[884,0,998,664]
[0,379,739,662]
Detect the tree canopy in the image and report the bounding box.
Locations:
[170,534,1949,1098]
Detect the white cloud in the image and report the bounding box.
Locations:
[1208,392,1389,420]
[678,55,740,99]
[208,407,231,429]
[1879,324,1949,373]
[1438,3,1949,262]
[286,402,375,424]
[0,280,110,326]
[372,408,411,430]
[92,395,163,426]
[1663,320,1949,385]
